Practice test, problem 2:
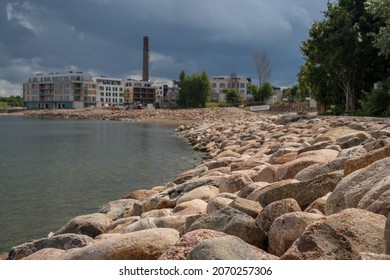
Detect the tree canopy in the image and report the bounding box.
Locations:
[300,0,389,114]
[178,70,211,108]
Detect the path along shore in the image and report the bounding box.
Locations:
[2,107,390,260]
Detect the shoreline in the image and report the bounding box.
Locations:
[2,108,390,260]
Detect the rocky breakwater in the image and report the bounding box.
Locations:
[4,108,390,260]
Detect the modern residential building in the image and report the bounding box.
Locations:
[209,76,250,102]
[94,76,124,107]
[23,72,94,109]
[153,82,170,108]
[124,79,156,108]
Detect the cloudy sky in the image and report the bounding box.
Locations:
[0,0,328,97]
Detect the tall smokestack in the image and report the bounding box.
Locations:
[142,36,149,81]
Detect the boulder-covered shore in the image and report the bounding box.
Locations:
[3,108,390,260]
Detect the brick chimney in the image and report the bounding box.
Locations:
[142,36,149,81]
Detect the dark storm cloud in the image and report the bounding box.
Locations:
[0,0,327,96]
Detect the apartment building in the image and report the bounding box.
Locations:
[210,76,250,102]
[23,72,94,109]
[124,79,156,108]
[94,77,124,107]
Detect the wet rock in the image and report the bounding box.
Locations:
[54,213,112,238]
[8,233,93,260]
[255,198,302,233]
[57,228,180,260]
[268,212,324,256]
[186,235,278,260]
[325,158,390,215]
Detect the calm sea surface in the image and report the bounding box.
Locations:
[0,116,202,252]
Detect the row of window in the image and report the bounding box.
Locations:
[211,82,246,89]
[99,98,124,103]
[98,86,124,91]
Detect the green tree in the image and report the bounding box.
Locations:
[178,70,211,108]
[258,82,274,103]
[300,0,389,114]
[359,78,390,117]
[247,83,259,101]
[366,0,390,58]
[225,89,242,105]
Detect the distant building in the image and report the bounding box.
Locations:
[267,86,285,104]
[23,72,94,109]
[94,76,124,108]
[210,76,250,102]
[124,79,156,108]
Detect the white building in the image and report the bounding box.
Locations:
[93,77,124,108]
[23,72,95,109]
[209,76,250,102]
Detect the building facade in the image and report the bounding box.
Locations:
[124,79,156,108]
[210,76,250,102]
[23,72,94,109]
[94,77,124,108]
[23,72,158,109]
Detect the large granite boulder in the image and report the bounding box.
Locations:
[22,248,65,260]
[325,158,390,216]
[8,233,93,260]
[219,173,253,194]
[281,208,386,260]
[386,213,390,255]
[255,198,301,233]
[268,212,324,256]
[158,229,226,260]
[206,195,236,214]
[58,228,180,260]
[188,206,267,249]
[273,149,338,181]
[256,172,342,209]
[186,235,278,260]
[99,199,140,220]
[176,185,219,204]
[54,213,112,238]
[228,197,263,219]
[344,144,390,176]
[313,127,371,145]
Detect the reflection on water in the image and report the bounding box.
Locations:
[0,116,202,252]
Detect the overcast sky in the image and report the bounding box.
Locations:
[0,0,328,97]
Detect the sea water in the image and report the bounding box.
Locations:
[0,116,202,252]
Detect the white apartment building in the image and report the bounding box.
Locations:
[93,77,124,107]
[210,76,250,102]
[23,72,95,109]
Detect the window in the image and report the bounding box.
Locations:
[240,83,246,88]
[220,83,225,88]
[212,83,217,88]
